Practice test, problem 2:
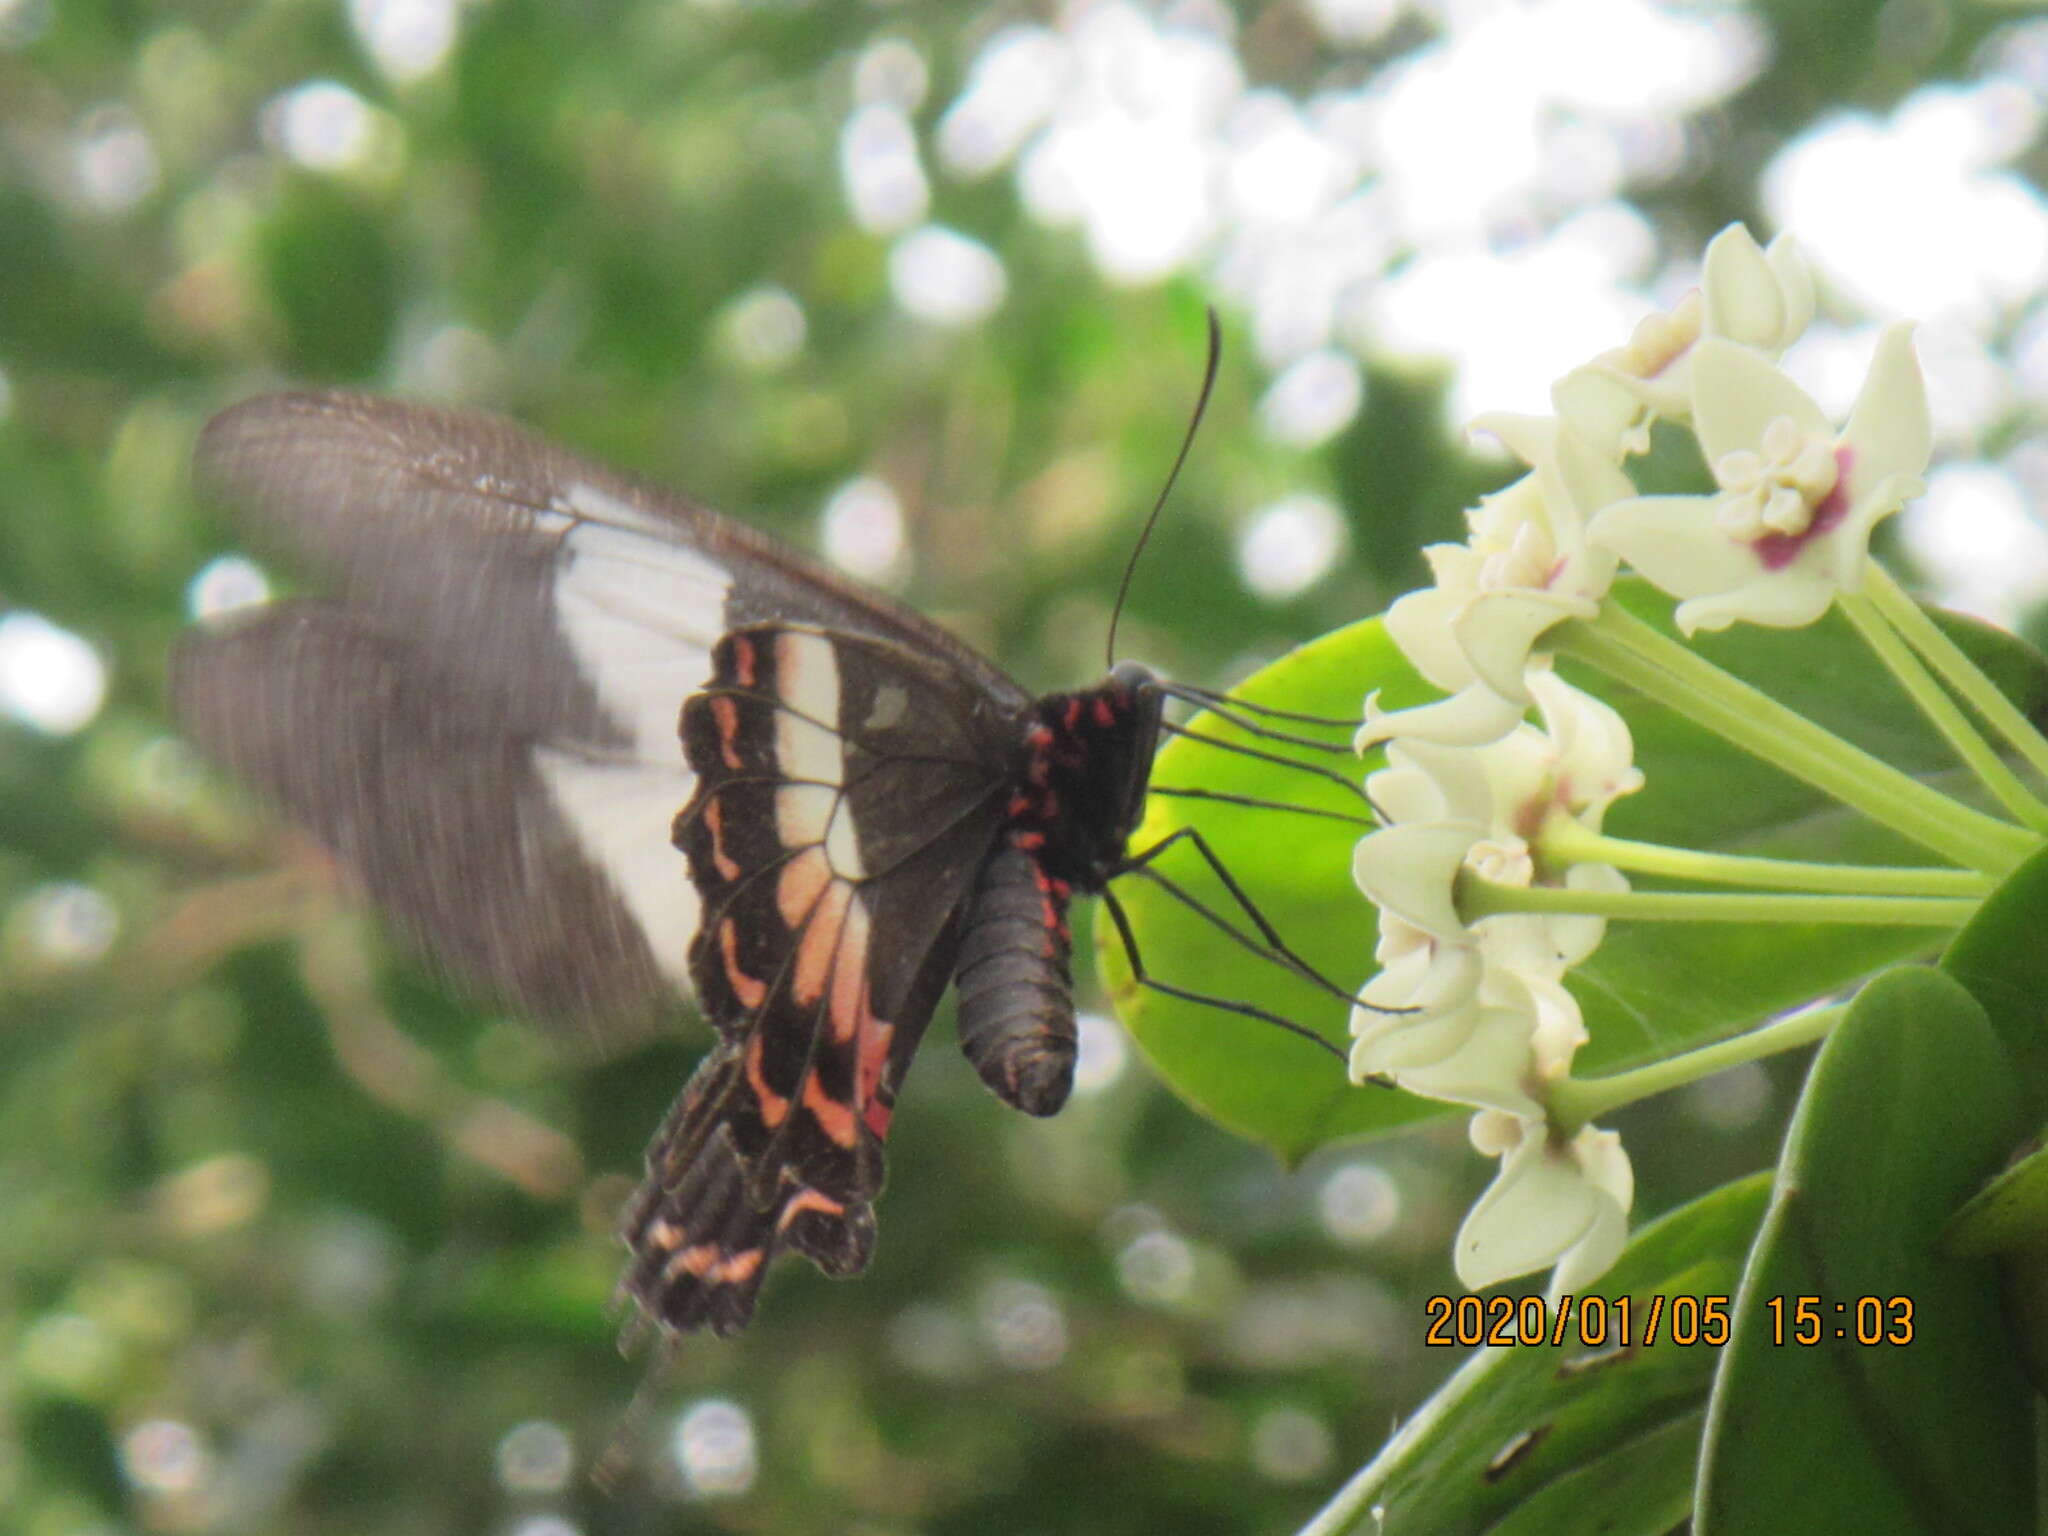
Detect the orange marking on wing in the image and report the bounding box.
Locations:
[644,1219,683,1251]
[803,1072,860,1148]
[702,796,741,882]
[777,847,832,931]
[792,880,852,1008]
[864,1099,893,1139]
[827,895,872,1044]
[730,634,757,688]
[856,1015,895,1109]
[746,1030,790,1127]
[714,1248,765,1284]
[666,1245,765,1285]
[710,695,745,770]
[776,1186,847,1231]
[720,919,767,1009]
[1063,698,1083,731]
[1093,695,1116,728]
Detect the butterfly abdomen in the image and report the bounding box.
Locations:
[953,842,1078,1117]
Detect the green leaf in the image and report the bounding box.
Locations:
[1695,966,2033,1535]
[1297,1173,1770,1536]
[1944,1144,2048,1257]
[1940,842,2048,1122]
[1105,585,2048,1160]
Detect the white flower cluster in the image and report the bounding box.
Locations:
[1351,224,1935,1292]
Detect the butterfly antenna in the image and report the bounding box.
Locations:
[1106,306,1224,669]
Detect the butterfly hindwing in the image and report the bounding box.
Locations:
[622,624,1018,1335]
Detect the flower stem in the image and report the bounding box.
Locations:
[1541,822,1992,897]
[1862,559,2048,784]
[1460,873,1976,928]
[1838,590,2048,832]
[1556,603,2033,873]
[1549,1003,1843,1131]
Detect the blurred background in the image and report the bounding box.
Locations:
[5,0,2048,1531]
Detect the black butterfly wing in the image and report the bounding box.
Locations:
[174,390,1032,1037]
[620,624,1019,1335]
[176,390,1043,1340]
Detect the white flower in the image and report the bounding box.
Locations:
[1701,224,1814,353]
[1555,224,1815,458]
[1588,324,1931,633]
[1350,918,1593,1114]
[1360,421,1628,750]
[1455,1113,1634,1293]
[1353,670,1641,948]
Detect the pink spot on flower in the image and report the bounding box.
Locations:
[1752,445,1853,572]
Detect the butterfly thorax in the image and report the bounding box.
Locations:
[1004,661,1164,893]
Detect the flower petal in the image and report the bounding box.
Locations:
[1839,323,1931,497]
[1384,575,1478,692]
[1701,225,1812,352]
[1586,493,1761,603]
[1674,567,1838,634]
[1453,1120,1602,1290]
[1453,591,1593,704]
[1356,684,1527,751]
[1689,336,1830,467]
[1352,822,1474,939]
[1384,1009,1542,1116]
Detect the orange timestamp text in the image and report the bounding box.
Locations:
[1422,1293,1917,1349]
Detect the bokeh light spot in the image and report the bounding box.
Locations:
[121,1419,210,1497]
[889,225,1007,326]
[495,1421,574,1494]
[1900,463,2048,628]
[1257,350,1364,448]
[717,286,807,372]
[188,554,273,623]
[978,1278,1067,1371]
[937,26,1068,179]
[1250,1404,1335,1482]
[672,1399,756,1498]
[1070,1011,1128,1096]
[841,103,928,234]
[13,882,120,967]
[268,80,378,172]
[854,37,929,112]
[888,1301,977,1380]
[73,105,160,213]
[1317,1160,1402,1246]
[1238,494,1347,601]
[349,0,458,84]
[1116,1228,1197,1307]
[819,475,905,582]
[1677,1061,1773,1134]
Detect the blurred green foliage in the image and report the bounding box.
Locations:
[0,0,2019,1531]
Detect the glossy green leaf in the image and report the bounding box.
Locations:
[1298,1173,1770,1536]
[1944,1144,2048,1257]
[1695,966,2033,1534]
[1105,585,2048,1159]
[1940,842,2048,1122]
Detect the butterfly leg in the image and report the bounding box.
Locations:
[1116,825,1353,1004]
[1097,887,1345,1062]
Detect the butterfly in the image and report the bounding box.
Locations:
[173,390,1178,1341]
